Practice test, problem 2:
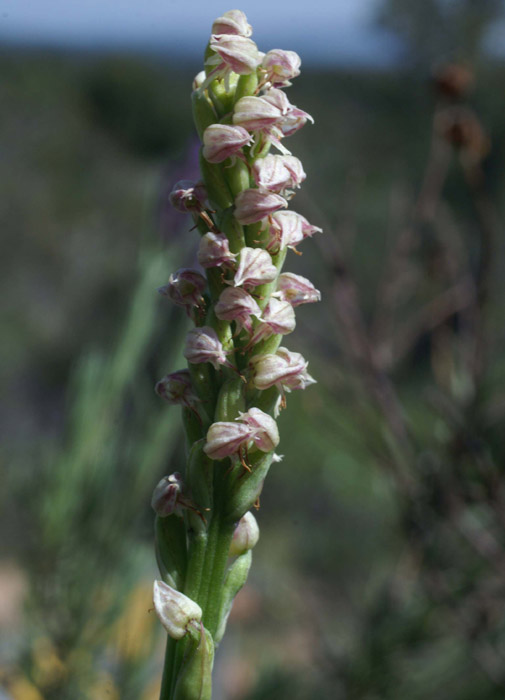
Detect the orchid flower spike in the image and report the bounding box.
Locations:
[153,12,322,692]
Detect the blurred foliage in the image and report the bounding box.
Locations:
[1,19,505,700]
[378,0,505,68]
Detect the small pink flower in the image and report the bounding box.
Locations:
[159,269,207,315]
[207,35,261,76]
[262,49,301,87]
[155,370,199,408]
[238,407,279,452]
[233,94,284,132]
[234,188,287,225]
[202,124,253,164]
[252,154,306,194]
[249,298,296,345]
[203,408,279,461]
[267,211,321,252]
[274,272,321,306]
[203,421,255,460]
[267,210,304,251]
[212,10,252,37]
[184,327,228,369]
[197,232,236,269]
[250,346,313,392]
[215,287,262,334]
[276,347,316,391]
[263,88,314,137]
[169,180,207,213]
[233,247,278,288]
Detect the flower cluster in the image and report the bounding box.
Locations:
[152,10,321,696]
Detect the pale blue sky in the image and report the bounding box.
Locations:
[0,0,402,66]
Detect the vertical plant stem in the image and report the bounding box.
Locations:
[159,637,177,700]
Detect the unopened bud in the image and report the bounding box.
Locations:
[153,580,202,640]
[151,473,185,517]
[230,511,260,556]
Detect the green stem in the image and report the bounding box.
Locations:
[159,637,177,700]
[201,510,235,637]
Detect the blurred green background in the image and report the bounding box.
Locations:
[2,2,505,698]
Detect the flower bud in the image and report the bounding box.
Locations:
[159,269,207,313]
[215,286,262,334]
[233,247,278,288]
[169,180,207,212]
[238,407,279,452]
[184,327,228,369]
[151,473,184,517]
[202,124,253,164]
[212,9,252,37]
[275,272,321,306]
[192,70,206,91]
[207,35,261,76]
[153,580,202,640]
[262,49,301,87]
[229,512,260,556]
[252,154,306,194]
[197,232,236,269]
[234,188,287,225]
[155,370,199,408]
